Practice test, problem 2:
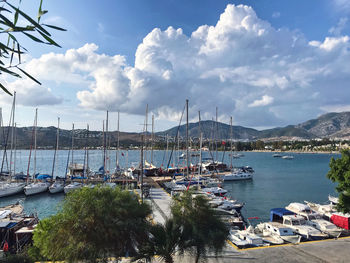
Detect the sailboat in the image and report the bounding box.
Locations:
[0,93,26,197]
[64,123,84,194]
[24,109,50,196]
[49,118,64,194]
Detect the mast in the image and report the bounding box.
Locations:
[9,92,16,176]
[106,111,109,175]
[34,108,37,176]
[230,117,233,169]
[13,123,17,176]
[86,124,89,177]
[102,120,105,170]
[116,110,120,169]
[215,107,218,161]
[71,123,74,165]
[186,99,189,178]
[145,104,148,164]
[51,117,60,180]
[198,111,201,175]
[140,134,144,202]
[151,114,154,165]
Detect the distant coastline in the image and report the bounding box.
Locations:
[251,149,340,154]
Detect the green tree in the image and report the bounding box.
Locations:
[172,191,228,263]
[32,186,151,262]
[327,149,350,213]
[134,219,181,263]
[0,0,65,95]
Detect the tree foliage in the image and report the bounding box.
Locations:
[171,191,228,263]
[0,0,65,95]
[32,186,151,262]
[327,149,350,213]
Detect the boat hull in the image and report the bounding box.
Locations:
[24,184,49,196]
[0,184,25,197]
[49,185,64,194]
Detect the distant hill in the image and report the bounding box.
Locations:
[2,112,350,148]
[158,112,350,141]
[156,120,260,140]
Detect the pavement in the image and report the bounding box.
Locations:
[143,183,350,263]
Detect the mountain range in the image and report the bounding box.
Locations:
[1,112,350,148]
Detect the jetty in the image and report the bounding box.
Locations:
[141,178,350,263]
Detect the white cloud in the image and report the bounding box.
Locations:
[329,17,348,36]
[3,4,350,129]
[248,95,274,107]
[332,0,350,13]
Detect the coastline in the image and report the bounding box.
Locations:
[250,149,340,154]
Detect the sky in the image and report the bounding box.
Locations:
[1,0,350,132]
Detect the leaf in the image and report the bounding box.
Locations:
[0,7,11,13]
[43,24,67,31]
[0,14,15,28]
[36,29,61,47]
[17,43,21,64]
[6,2,51,36]
[14,10,19,25]
[0,83,12,96]
[17,67,41,85]
[23,32,45,43]
[0,66,21,78]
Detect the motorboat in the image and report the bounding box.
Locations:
[202,186,227,196]
[282,155,294,159]
[49,181,65,194]
[0,182,25,197]
[229,226,265,248]
[256,222,301,244]
[214,208,245,229]
[304,201,336,220]
[218,171,252,181]
[64,182,83,194]
[286,202,342,237]
[253,224,285,245]
[281,215,328,240]
[328,195,339,205]
[24,182,50,196]
[272,153,282,157]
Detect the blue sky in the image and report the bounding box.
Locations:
[1,0,350,132]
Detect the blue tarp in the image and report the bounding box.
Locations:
[270,208,294,222]
[71,176,87,180]
[36,174,53,180]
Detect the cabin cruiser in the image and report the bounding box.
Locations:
[304,201,337,221]
[207,195,244,213]
[202,186,227,196]
[256,222,301,244]
[24,181,50,196]
[0,182,25,197]
[229,226,265,248]
[281,215,328,240]
[286,202,342,237]
[64,182,83,194]
[218,171,252,181]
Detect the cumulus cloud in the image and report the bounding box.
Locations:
[4,4,350,128]
[332,0,350,13]
[248,95,274,107]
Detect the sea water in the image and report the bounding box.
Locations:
[0,149,339,221]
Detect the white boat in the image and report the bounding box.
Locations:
[304,201,337,220]
[229,226,266,247]
[24,182,50,196]
[328,195,339,205]
[49,181,64,194]
[286,202,342,237]
[281,215,328,240]
[272,153,282,158]
[219,171,253,181]
[0,182,25,197]
[202,187,227,196]
[256,222,301,244]
[64,182,83,194]
[282,155,294,159]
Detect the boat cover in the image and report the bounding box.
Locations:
[36,174,52,180]
[331,213,350,230]
[270,208,294,222]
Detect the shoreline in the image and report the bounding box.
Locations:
[250,149,340,154]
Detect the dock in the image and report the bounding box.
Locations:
[141,178,350,263]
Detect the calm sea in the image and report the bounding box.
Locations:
[0,149,340,221]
